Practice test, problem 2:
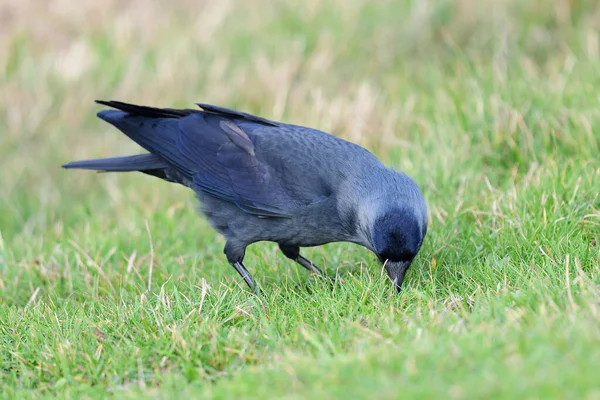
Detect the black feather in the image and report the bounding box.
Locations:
[196,103,279,126]
[62,153,167,171]
[95,100,197,119]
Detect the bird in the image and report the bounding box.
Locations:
[63,100,428,293]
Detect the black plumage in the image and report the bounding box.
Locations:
[63,100,428,292]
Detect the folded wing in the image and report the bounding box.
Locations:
[90,101,331,217]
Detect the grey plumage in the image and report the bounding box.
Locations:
[63,100,428,292]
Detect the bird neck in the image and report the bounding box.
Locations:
[353,193,425,254]
[353,196,391,252]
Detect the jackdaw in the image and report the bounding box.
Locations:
[63,100,428,293]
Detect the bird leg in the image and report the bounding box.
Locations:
[230,261,259,293]
[279,244,334,281]
[296,255,326,276]
[225,242,260,294]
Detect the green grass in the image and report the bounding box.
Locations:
[1,0,600,398]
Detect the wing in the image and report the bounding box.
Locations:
[95,101,332,218]
[178,114,331,217]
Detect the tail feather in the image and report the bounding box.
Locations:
[95,100,196,119]
[62,153,191,186]
[62,153,168,172]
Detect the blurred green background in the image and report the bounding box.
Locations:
[1,0,599,398]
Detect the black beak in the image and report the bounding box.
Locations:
[384,260,412,292]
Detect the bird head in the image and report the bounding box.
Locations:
[370,207,427,292]
[350,169,428,291]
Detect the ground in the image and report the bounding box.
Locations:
[1,0,599,398]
